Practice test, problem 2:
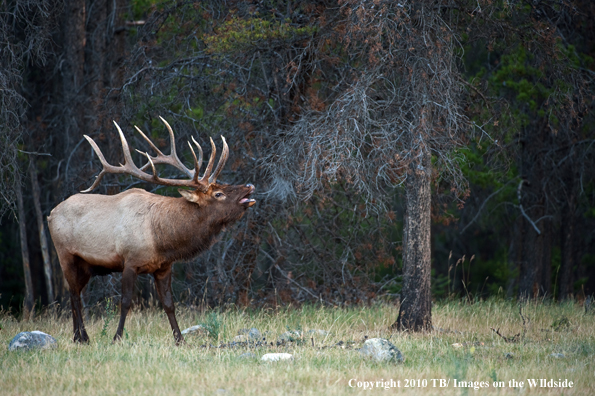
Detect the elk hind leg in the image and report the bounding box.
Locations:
[113,267,137,342]
[154,268,184,345]
[60,253,91,343]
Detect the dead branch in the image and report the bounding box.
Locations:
[491,327,521,343]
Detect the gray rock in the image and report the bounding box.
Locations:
[278,330,302,342]
[181,325,208,336]
[8,331,57,351]
[233,335,249,342]
[238,327,261,341]
[359,338,404,363]
[261,353,293,362]
[238,352,257,359]
[307,329,329,337]
[550,353,565,359]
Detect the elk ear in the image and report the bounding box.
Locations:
[178,189,201,204]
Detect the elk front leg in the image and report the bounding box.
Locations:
[114,267,137,342]
[154,268,185,345]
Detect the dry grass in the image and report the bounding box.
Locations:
[0,299,593,395]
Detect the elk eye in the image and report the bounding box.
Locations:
[215,192,224,198]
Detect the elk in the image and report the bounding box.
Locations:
[48,117,255,344]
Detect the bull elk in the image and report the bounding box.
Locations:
[48,117,255,344]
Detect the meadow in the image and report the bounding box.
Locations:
[1,299,593,395]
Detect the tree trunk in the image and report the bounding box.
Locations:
[29,160,54,303]
[559,196,576,300]
[393,148,432,332]
[519,208,543,299]
[61,0,86,160]
[540,219,552,297]
[16,173,34,319]
[517,121,548,299]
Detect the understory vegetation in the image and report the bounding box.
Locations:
[1,300,593,395]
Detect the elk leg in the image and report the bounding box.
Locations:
[59,253,91,343]
[70,290,90,343]
[113,267,137,342]
[154,268,185,345]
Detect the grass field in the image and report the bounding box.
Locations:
[1,299,593,395]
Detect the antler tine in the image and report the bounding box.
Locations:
[187,142,199,183]
[135,125,161,173]
[159,116,195,178]
[113,121,136,167]
[158,116,177,157]
[209,136,229,184]
[141,152,159,178]
[134,125,164,156]
[191,136,203,173]
[80,134,110,193]
[198,137,217,186]
[80,170,107,193]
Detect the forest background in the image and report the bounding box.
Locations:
[1,0,594,317]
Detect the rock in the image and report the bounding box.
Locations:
[238,352,257,359]
[452,343,463,348]
[550,353,565,359]
[233,335,249,342]
[181,325,208,336]
[261,353,294,362]
[307,329,329,337]
[278,330,302,342]
[359,338,404,363]
[504,352,514,359]
[238,327,261,341]
[8,331,57,351]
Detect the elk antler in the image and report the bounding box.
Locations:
[82,117,229,193]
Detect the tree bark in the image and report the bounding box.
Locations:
[559,196,576,300]
[16,173,34,319]
[29,160,54,303]
[393,148,432,332]
[519,206,543,299]
[540,219,552,297]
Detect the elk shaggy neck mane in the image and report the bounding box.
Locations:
[150,197,231,262]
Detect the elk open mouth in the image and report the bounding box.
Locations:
[239,185,256,207]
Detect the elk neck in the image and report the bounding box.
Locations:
[150,196,231,262]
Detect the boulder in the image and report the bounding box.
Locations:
[181,325,208,336]
[307,329,329,337]
[278,330,302,342]
[238,327,262,341]
[233,335,249,342]
[359,338,404,363]
[261,353,294,362]
[8,331,57,351]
